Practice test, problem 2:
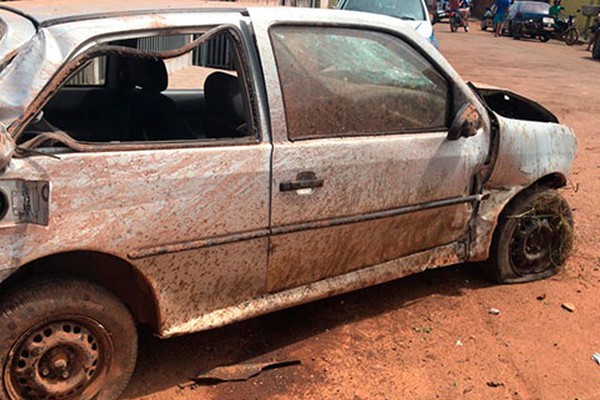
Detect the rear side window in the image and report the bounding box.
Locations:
[22,28,256,147]
[270,26,449,140]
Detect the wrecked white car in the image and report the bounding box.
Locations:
[0,2,576,399]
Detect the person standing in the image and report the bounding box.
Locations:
[459,0,470,30]
[494,0,510,37]
[549,0,564,18]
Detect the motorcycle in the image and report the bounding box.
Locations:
[548,13,579,45]
[450,9,469,32]
[481,5,496,31]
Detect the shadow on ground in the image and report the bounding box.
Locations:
[123,262,493,399]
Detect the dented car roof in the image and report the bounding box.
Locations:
[0,0,247,26]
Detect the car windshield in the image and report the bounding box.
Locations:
[519,2,550,14]
[341,0,426,21]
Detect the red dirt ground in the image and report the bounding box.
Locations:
[123,24,600,400]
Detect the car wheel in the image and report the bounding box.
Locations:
[486,187,573,284]
[564,27,578,46]
[512,24,521,39]
[594,35,600,59]
[540,34,551,42]
[0,279,137,400]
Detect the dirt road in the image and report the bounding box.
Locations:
[123,25,600,400]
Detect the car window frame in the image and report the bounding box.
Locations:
[14,23,263,152]
[268,23,454,142]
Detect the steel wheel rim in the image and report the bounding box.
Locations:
[508,197,571,276]
[4,316,113,400]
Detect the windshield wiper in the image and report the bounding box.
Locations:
[397,16,416,20]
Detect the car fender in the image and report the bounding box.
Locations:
[468,114,577,261]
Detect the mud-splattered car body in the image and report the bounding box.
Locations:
[0,1,576,342]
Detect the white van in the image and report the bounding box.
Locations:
[337,0,439,48]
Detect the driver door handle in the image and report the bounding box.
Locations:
[280,171,324,192]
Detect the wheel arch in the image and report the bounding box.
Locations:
[495,172,567,223]
[469,171,569,262]
[0,251,160,331]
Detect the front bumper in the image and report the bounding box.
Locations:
[518,20,554,35]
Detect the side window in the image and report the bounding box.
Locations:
[65,57,107,86]
[23,28,254,145]
[270,26,449,140]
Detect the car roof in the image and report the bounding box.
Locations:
[514,1,549,5]
[0,0,248,27]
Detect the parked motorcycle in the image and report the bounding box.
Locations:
[481,6,496,31]
[450,10,469,32]
[548,13,579,45]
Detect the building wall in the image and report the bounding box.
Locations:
[563,0,600,35]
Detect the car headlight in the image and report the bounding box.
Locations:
[543,17,554,24]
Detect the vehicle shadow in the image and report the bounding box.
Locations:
[122,262,492,399]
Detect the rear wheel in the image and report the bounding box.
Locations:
[0,279,137,400]
[486,188,573,284]
[513,23,522,39]
[564,27,578,45]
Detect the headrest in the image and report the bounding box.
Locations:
[126,57,168,93]
[204,71,245,121]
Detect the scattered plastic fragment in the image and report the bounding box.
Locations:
[561,303,576,312]
[488,308,500,315]
[592,353,600,366]
[184,359,301,386]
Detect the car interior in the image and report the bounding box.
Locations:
[21,31,254,147]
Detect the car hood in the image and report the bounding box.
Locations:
[514,12,552,20]
[472,82,558,123]
[403,20,433,39]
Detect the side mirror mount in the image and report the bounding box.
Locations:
[0,122,15,172]
[448,103,482,141]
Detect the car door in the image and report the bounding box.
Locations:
[251,12,489,293]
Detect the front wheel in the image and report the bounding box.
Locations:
[594,34,600,59]
[486,188,574,284]
[450,20,458,32]
[0,279,138,400]
[564,27,579,45]
[540,34,551,42]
